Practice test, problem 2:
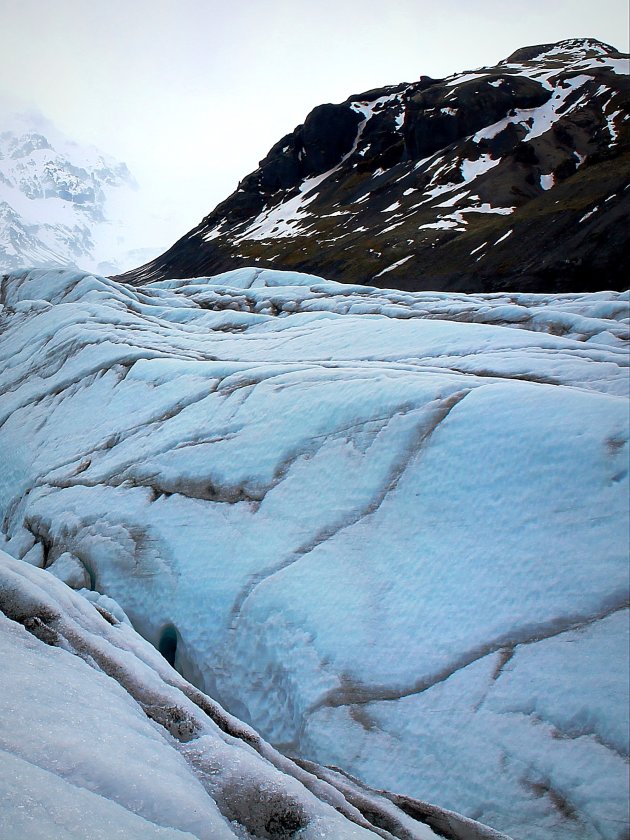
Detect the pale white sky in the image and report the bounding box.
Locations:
[1,0,629,251]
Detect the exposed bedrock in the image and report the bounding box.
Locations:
[401,75,551,160]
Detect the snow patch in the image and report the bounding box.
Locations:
[373,255,414,277]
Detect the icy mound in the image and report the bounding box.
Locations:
[203,267,332,289]
[0,268,628,840]
[2,549,505,840]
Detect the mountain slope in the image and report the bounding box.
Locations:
[120,38,630,293]
[1,267,628,840]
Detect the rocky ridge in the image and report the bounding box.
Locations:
[121,38,630,293]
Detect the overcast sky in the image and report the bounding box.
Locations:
[2,0,629,252]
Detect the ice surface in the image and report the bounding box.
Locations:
[0,267,628,840]
[0,548,472,840]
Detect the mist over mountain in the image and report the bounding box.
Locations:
[122,38,630,293]
[0,112,169,274]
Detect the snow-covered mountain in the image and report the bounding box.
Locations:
[0,114,166,274]
[121,38,630,293]
[1,267,627,840]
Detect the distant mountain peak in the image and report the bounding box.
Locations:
[0,114,165,274]
[501,36,620,65]
[4,131,52,158]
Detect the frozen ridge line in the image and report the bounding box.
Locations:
[0,267,628,840]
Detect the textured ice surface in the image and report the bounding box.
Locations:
[1,548,476,840]
[0,267,628,840]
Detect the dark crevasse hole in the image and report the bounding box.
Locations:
[158,624,178,667]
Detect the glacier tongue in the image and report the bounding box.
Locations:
[0,267,628,840]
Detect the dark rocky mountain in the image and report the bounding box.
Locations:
[121,38,630,292]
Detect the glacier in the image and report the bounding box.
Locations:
[0,267,628,840]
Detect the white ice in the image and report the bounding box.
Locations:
[0,267,628,840]
[0,548,459,840]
